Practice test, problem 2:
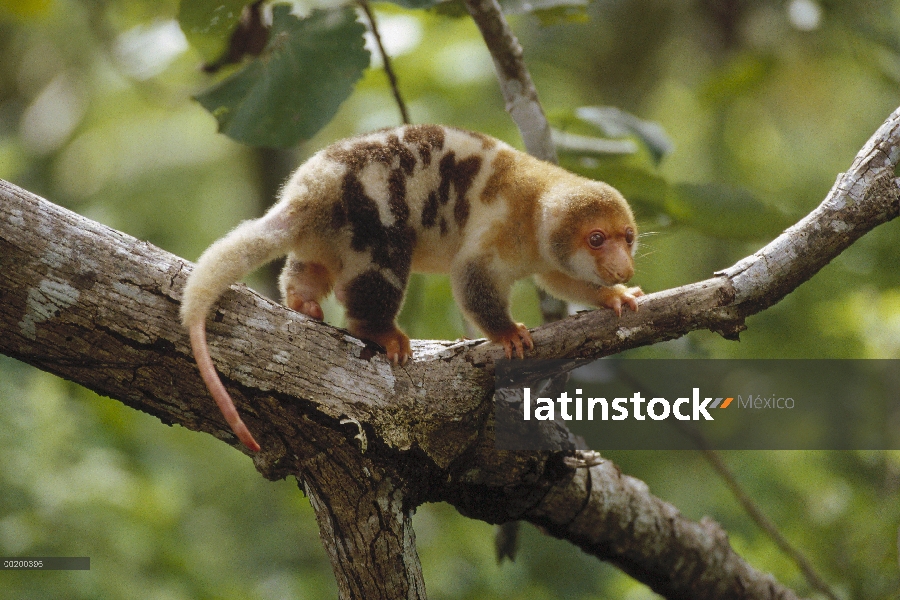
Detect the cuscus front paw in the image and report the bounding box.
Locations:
[491,323,534,359]
[597,284,644,316]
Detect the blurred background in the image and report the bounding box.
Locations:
[1,0,899,597]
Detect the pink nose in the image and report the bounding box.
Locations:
[617,264,634,282]
[600,264,632,285]
[606,261,633,283]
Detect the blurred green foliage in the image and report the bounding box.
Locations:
[1,0,899,598]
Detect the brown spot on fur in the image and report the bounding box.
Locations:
[340,172,416,274]
[326,134,417,176]
[326,142,377,172]
[421,191,439,228]
[453,156,481,227]
[464,129,497,150]
[388,134,417,175]
[342,174,381,256]
[459,258,514,336]
[481,150,516,204]
[327,132,420,239]
[437,153,454,207]
[437,152,482,229]
[388,168,410,223]
[403,125,445,166]
[344,270,405,334]
[330,199,347,229]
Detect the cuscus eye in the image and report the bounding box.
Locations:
[625,227,635,245]
[587,230,606,249]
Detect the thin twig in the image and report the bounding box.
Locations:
[358,0,410,125]
[615,369,841,600]
[700,449,841,600]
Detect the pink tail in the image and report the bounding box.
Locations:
[189,323,261,452]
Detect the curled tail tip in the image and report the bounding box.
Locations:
[186,322,260,451]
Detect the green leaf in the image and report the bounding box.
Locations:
[666,182,791,240]
[195,5,370,148]
[178,0,247,63]
[576,106,674,165]
[553,129,637,156]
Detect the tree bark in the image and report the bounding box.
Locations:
[299,430,426,599]
[1,107,899,598]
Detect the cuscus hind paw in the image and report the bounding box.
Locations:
[366,328,413,366]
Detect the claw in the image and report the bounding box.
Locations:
[361,328,412,366]
[494,323,534,359]
[598,285,643,315]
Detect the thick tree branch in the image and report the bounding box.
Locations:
[1,107,899,598]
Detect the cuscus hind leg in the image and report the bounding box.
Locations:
[338,269,412,365]
[279,257,334,321]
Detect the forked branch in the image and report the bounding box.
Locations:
[0,108,898,598]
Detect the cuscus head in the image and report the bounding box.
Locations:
[542,180,637,286]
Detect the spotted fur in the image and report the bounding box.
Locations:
[180,125,641,451]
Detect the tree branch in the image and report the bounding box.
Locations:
[463,0,557,164]
[699,449,840,600]
[1,107,898,598]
